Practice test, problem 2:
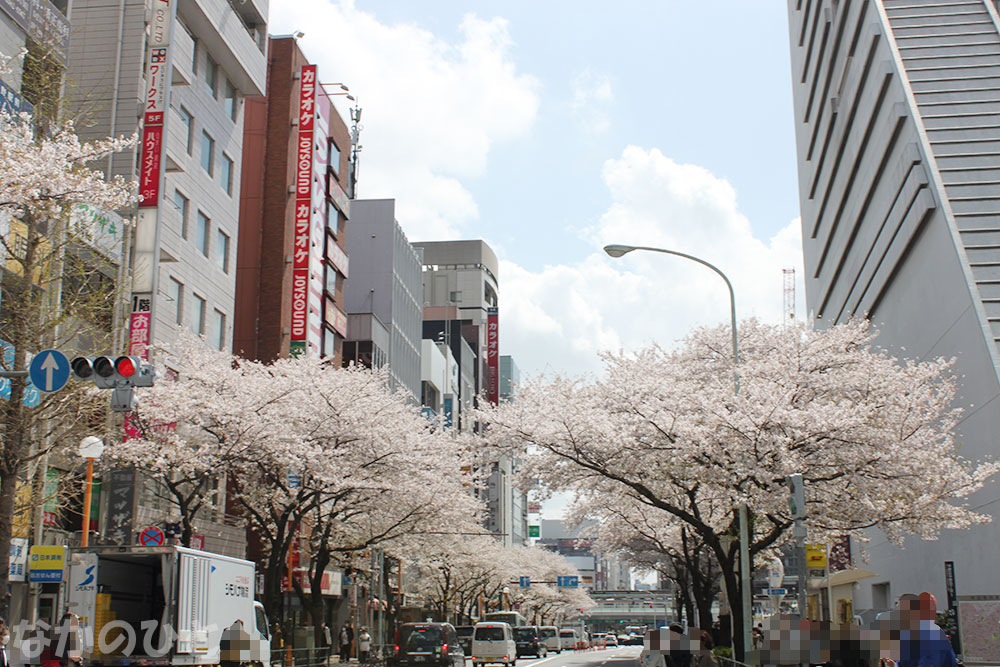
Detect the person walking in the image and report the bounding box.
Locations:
[53,613,83,667]
[358,628,371,664]
[0,617,10,667]
[692,631,717,667]
[895,593,958,667]
[339,625,351,662]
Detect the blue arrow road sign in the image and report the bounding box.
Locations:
[557,576,579,588]
[29,349,70,393]
[519,576,530,588]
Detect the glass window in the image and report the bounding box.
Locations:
[190,293,206,334]
[173,189,189,238]
[323,327,335,358]
[216,229,230,272]
[170,277,183,325]
[204,55,218,96]
[201,131,214,175]
[224,79,237,120]
[179,106,193,154]
[325,264,337,295]
[474,628,505,642]
[328,139,340,176]
[212,309,226,350]
[221,153,234,195]
[196,211,210,256]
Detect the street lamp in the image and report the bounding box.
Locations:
[78,436,105,547]
[604,243,752,660]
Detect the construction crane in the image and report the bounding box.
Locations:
[783,268,796,323]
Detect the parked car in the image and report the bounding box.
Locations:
[391,623,466,667]
[455,626,475,655]
[471,622,517,667]
[513,626,548,658]
[539,626,562,654]
[559,629,579,650]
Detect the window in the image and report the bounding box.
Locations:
[170,277,184,325]
[325,264,337,295]
[201,131,214,175]
[196,211,210,256]
[190,293,206,334]
[204,55,218,96]
[211,309,226,350]
[328,139,340,176]
[173,190,189,238]
[178,106,193,154]
[215,229,230,273]
[186,22,198,74]
[221,153,234,195]
[323,327,335,358]
[224,79,237,120]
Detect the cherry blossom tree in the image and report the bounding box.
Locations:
[114,334,479,646]
[572,497,720,629]
[0,76,136,617]
[477,319,999,659]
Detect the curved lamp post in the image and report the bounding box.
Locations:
[603,243,751,660]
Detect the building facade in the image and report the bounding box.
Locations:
[786,0,1000,612]
[342,199,422,399]
[234,36,351,364]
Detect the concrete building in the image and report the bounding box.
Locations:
[342,199,422,399]
[234,36,351,364]
[0,0,66,116]
[67,0,268,357]
[786,0,1000,613]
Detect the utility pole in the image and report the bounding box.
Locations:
[787,473,808,667]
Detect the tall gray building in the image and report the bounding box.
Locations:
[787,0,1000,613]
[343,199,423,400]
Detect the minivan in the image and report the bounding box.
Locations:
[513,626,547,658]
[539,626,561,653]
[559,628,578,650]
[471,622,517,667]
[390,623,465,667]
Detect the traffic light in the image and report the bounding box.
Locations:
[70,355,156,412]
[786,473,805,520]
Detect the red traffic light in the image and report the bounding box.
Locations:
[115,356,137,378]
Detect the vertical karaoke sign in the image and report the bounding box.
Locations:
[487,307,499,404]
[290,65,317,358]
[130,0,176,360]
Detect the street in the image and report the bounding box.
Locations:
[496,646,641,667]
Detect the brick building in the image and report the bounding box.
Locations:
[235,36,351,363]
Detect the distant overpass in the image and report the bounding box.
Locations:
[573,590,675,631]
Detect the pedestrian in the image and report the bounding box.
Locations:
[0,617,10,667]
[665,623,691,667]
[692,631,717,667]
[323,625,333,663]
[339,625,351,662]
[358,628,371,664]
[52,613,82,667]
[895,593,957,667]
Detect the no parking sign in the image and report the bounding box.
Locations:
[139,526,165,546]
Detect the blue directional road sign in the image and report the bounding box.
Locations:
[557,575,579,588]
[767,588,787,596]
[519,576,530,588]
[29,349,70,393]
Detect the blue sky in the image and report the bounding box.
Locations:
[271,1,806,381]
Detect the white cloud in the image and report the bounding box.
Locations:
[570,69,614,134]
[269,1,541,239]
[499,146,805,378]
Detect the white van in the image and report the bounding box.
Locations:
[539,626,561,653]
[471,622,517,667]
[559,628,578,650]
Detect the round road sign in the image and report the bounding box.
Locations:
[139,525,165,546]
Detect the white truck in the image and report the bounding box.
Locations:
[66,545,271,667]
